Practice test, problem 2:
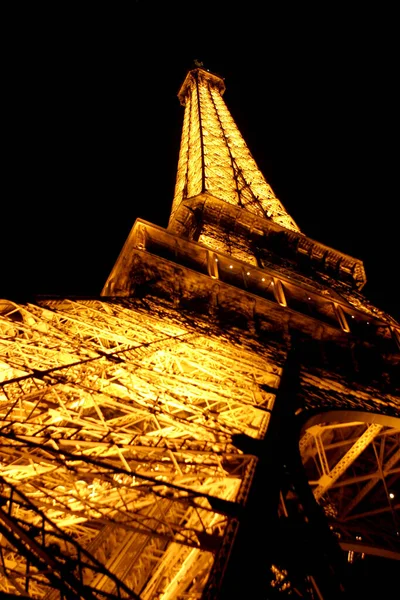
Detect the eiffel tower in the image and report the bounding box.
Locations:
[1,65,399,599]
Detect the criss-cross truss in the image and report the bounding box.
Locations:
[0,297,281,598]
[169,68,300,234]
[300,420,400,561]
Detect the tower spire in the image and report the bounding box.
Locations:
[169,67,300,233]
[104,67,368,295]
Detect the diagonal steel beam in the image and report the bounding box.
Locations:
[313,424,383,501]
[341,445,400,519]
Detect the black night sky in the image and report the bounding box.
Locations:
[4,4,399,323]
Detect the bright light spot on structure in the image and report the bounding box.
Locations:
[389,492,395,499]
[215,258,218,262]
[262,278,265,282]
[229,265,233,269]
[308,297,311,300]
[247,272,250,275]
[351,315,355,318]
[270,565,290,591]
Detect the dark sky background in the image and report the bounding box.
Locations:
[4,4,399,322]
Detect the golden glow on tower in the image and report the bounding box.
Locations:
[0,66,399,599]
[169,68,300,233]
[0,298,280,598]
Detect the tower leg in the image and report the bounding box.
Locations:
[204,337,351,599]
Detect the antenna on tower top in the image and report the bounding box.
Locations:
[193,59,204,68]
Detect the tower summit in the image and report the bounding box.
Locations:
[169,67,300,232]
[104,66,367,297]
[0,66,399,599]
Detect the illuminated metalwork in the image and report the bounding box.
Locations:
[0,297,280,598]
[1,66,400,598]
[300,420,400,561]
[169,67,300,235]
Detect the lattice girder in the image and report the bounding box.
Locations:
[0,297,283,598]
[170,68,300,233]
[300,420,400,560]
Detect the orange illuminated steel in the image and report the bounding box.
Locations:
[170,68,300,233]
[0,66,399,599]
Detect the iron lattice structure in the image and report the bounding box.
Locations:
[1,67,400,599]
